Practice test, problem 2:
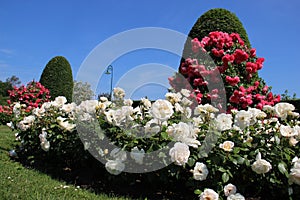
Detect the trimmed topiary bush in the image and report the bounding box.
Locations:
[40,56,74,102]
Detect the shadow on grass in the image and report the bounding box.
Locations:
[11,150,195,200]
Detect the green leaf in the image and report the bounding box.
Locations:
[187,157,196,167]
[278,162,289,177]
[194,189,202,195]
[233,147,240,154]
[218,167,227,173]
[160,132,169,140]
[237,156,245,164]
[222,172,230,183]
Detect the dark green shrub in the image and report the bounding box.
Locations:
[40,56,74,102]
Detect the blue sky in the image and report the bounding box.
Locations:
[1,0,300,100]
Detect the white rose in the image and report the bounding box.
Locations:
[165,92,182,104]
[105,106,134,126]
[169,142,190,166]
[105,160,125,175]
[234,110,252,130]
[113,87,125,99]
[263,105,274,113]
[219,141,234,152]
[215,113,233,131]
[194,104,219,115]
[141,98,151,109]
[227,193,245,200]
[41,140,50,152]
[150,99,174,121]
[13,103,21,116]
[110,148,127,162]
[191,162,208,181]
[289,157,300,185]
[123,99,133,106]
[39,129,50,151]
[289,137,299,146]
[130,147,145,165]
[224,183,237,196]
[251,152,272,174]
[274,102,295,120]
[180,89,191,97]
[248,108,266,124]
[76,100,99,117]
[33,107,46,117]
[181,97,193,106]
[99,96,108,102]
[57,116,76,131]
[17,115,35,131]
[53,96,67,107]
[199,188,219,200]
[62,102,76,113]
[280,125,298,137]
[144,119,161,134]
[167,122,200,148]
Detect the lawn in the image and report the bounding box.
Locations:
[0,125,131,200]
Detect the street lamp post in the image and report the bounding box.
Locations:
[105,65,113,100]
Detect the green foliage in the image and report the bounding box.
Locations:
[40,56,74,102]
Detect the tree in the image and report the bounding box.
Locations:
[6,75,21,87]
[73,81,95,105]
[0,75,21,97]
[40,56,74,102]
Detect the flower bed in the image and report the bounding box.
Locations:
[7,87,300,199]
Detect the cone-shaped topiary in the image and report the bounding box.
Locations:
[40,56,74,102]
[181,8,251,64]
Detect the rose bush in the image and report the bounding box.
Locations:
[8,86,300,199]
[0,81,51,124]
[169,31,280,112]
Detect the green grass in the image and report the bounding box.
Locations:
[0,125,130,200]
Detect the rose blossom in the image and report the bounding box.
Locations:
[167,122,200,148]
[234,110,252,130]
[57,116,76,131]
[199,188,219,200]
[289,157,300,185]
[224,183,237,196]
[190,162,208,181]
[251,152,272,174]
[280,125,298,137]
[53,96,67,107]
[130,147,145,165]
[274,102,295,120]
[169,142,190,166]
[113,87,125,99]
[105,160,125,175]
[219,141,234,152]
[215,113,233,131]
[141,97,151,109]
[227,193,245,200]
[150,99,174,121]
